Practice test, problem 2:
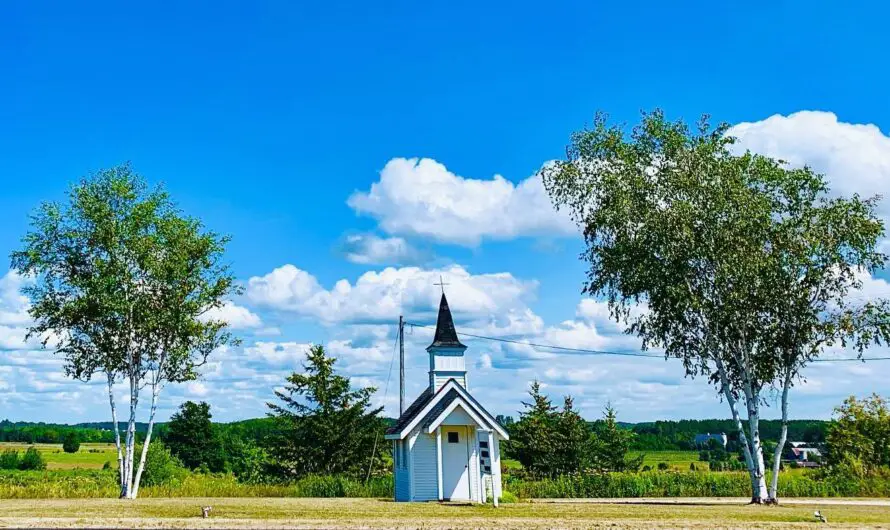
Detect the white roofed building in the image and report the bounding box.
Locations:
[385,293,508,503]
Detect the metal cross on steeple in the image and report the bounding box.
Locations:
[433,275,449,295]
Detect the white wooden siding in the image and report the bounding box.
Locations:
[411,431,439,501]
[432,372,466,392]
[394,440,410,501]
[440,405,474,426]
[394,466,410,501]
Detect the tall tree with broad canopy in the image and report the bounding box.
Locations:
[11,165,238,498]
[266,344,386,478]
[163,401,225,472]
[541,110,890,503]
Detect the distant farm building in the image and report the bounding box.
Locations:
[788,442,822,462]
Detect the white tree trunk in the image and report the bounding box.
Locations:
[121,374,139,498]
[129,382,161,499]
[106,372,125,490]
[769,370,792,501]
[744,391,768,503]
[715,359,766,503]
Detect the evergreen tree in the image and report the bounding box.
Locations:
[590,404,643,472]
[511,382,591,477]
[266,345,385,478]
[553,396,589,475]
[510,381,557,478]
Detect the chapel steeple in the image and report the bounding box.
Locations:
[428,293,466,349]
[426,292,468,391]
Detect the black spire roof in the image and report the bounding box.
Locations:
[427,293,466,349]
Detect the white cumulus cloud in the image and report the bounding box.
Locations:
[340,234,425,265]
[201,301,263,329]
[347,157,575,246]
[728,111,890,219]
[246,263,538,327]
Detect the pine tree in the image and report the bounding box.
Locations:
[510,381,557,477]
[553,396,589,475]
[266,345,385,478]
[590,403,643,472]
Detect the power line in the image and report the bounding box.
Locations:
[406,322,662,358]
[405,321,890,363]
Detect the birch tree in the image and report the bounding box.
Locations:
[11,165,238,498]
[542,110,890,503]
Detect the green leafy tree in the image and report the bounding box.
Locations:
[266,345,385,478]
[163,401,224,472]
[542,110,890,502]
[62,432,80,454]
[590,404,642,472]
[140,442,188,487]
[11,165,238,498]
[221,434,270,483]
[826,394,890,476]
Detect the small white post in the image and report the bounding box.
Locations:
[488,430,497,507]
[436,427,444,501]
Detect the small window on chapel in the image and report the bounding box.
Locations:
[447,432,459,444]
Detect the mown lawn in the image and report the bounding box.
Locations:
[0,442,116,470]
[0,497,888,529]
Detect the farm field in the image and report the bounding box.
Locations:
[630,450,710,471]
[0,497,889,529]
[0,442,116,470]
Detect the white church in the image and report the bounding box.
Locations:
[385,293,508,503]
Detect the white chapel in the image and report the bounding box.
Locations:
[385,292,508,503]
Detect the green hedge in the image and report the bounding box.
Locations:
[3,469,889,500]
[506,471,890,498]
[0,470,393,499]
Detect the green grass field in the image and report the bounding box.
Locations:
[631,450,710,471]
[0,442,117,470]
[0,497,888,529]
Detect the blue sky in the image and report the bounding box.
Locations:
[2,2,890,424]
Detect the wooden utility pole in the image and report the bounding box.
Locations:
[399,315,405,415]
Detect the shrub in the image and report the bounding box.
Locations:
[140,443,187,487]
[19,448,46,471]
[62,433,80,454]
[657,462,669,471]
[499,490,519,503]
[0,450,19,470]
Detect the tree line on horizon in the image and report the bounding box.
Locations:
[0,414,829,451]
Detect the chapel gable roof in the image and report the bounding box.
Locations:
[385,378,509,440]
[386,387,435,436]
